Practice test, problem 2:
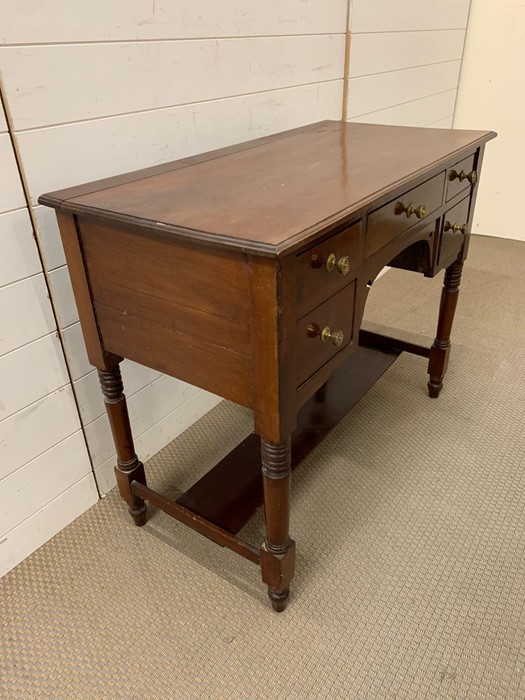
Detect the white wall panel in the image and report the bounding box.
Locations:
[0,1,346,44]
[33,205,66,271]
[18,80,343,204]
[429,116,454,129]
[1,36,345,130]
[350,30,465,77]
[95,390,222,494]
[347,61,461,119]
[350,0,471,33]
[454,0,524,240]
[0,431,91,535]
[350,90,457,128]
[61,322,93,381]
[0,133,26,212]
[0,474,98,578]
[0,95,96,579]
[345,2,468,141]
[47,265,78,329]
[0,208,41,287]
[0,386,82,481]
[0,275,56,356]
[0,333,69,421]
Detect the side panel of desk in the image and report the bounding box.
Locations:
[76,218,255,408]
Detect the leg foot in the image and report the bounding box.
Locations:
[114,458,148,526]
[428,376,443,398]
[130,503,148,526]
[268,588,289,612]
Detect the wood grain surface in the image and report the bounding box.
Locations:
[39,121,496,256]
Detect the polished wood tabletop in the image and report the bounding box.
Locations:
[41,120,495,255]
[40,120,496,611]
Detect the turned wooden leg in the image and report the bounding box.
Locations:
[428,259,464,398]
[98,366,148,526]
[260,437,296,612]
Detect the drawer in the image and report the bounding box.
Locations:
[366,172,445,256]
[437,195,470,268]
[295,221,361,317]
[296,282,355,386]
[446,153,477,202]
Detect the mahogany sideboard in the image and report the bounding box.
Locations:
[40,121,495,611]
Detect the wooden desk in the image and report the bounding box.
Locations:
[40,121,495,611]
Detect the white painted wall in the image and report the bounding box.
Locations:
[454,0,523,240]
[0,100,98,578]
[346,0,471,128]
[0,0,347,571]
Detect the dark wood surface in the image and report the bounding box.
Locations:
[438,196,471,268]
[39,121,327,208]
[82,219,251,325]
[98,365,148,526]
[428,260,464,397]
[132,481,261,565]
[80,217,254,407]
[40,120,496,611]
[366,171,445,256]
[295,282,356,385]
[248,255,297,443]
[446,153,476,202]
[39,121,495,256]
[54,212,118,370]
[295,221,362,318]
[95,303,254,408]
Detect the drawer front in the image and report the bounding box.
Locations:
[438,195,470,268]
[296,282,356,386]
[295,221,361,317]
[366,172,445,256]
[446,153,477,202]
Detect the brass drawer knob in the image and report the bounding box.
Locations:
[325,252,336,272]
[307,324,345,346]
[336,255,350,275]
[395,202,427,220]
[450,169,477,185]
[321,326,344,346]
[312,252,351,275]
[444,221,469,235]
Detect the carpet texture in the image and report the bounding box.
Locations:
[1,235,525,699]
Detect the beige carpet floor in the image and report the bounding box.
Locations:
[2,235,525,699]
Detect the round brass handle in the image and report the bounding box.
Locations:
[321,326,344,346]
[413,204,426,219]
[336,255,350,275]
[467,170,477,185]
[316,253,351,274]
[444,221,469,235]
[325,253,336,272]
[395,202,427,220]
[450,169,477,185]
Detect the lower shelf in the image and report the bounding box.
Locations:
[176,342,402,535]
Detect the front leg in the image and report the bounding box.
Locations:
[98,365,148,526]
[428,259,464,398]
[260,437,296,612]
